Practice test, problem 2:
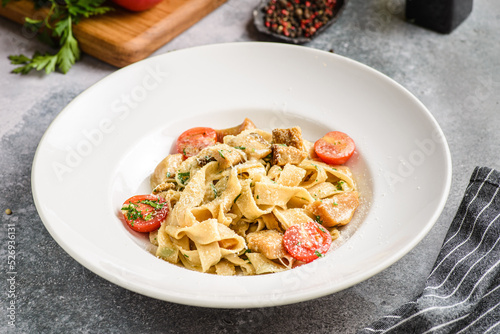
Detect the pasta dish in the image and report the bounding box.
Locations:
[120,119,359,275]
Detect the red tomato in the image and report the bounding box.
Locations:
[111,0,163,11]
[283,221,332,263]
[121,195,168,232]
[314,131,356,165]
[176,127,217,159]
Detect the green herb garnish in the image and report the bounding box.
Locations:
[234,193,242,203]
[211,183,218,198]
[6,0,112,75]
[140,199,165,210]
[177,172,190,185]
[121,199,163,222]
[121,203,143,221]
[314,250,323,258]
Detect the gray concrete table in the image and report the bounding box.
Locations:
[1,0,499,333]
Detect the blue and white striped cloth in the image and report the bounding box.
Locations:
[358,167,500,334]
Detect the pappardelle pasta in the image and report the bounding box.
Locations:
[120,119,359,275]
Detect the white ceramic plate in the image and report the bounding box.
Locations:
[32,42,451,308]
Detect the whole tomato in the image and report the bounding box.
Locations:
[111,0,163,11]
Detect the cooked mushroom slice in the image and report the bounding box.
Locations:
[224,130,272,160]
[216,118,257,142]
[272,126,305,151]
[271,144,307,166]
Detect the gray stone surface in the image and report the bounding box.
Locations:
[1,0,499,333]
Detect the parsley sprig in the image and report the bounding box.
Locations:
[4,0,112,75]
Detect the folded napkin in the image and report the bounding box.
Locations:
[358,167,500,334]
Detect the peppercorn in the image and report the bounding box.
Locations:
[262,0,337,39]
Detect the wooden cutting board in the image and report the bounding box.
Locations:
[0,0,227,67]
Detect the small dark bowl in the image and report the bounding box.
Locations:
[253,0,348,44]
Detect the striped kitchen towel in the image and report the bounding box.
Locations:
[358,167,500,334]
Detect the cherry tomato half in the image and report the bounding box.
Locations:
[121,195,168,232]
[283,221,332,263]
[314,131,356,165]
[111,0,163,11]
[176,127,217,159]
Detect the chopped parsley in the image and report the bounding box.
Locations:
[121,203,145,221]
[234,193,242,203]
[211,183,218,198]
[314,250,324,258]
[218,150,226,159]
[315,215,323,224]
[139,199,165,210]
[234,146,246,150]
[177,172,190,185]
[121,199,164,222]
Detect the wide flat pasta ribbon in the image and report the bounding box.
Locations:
[150,128,359,276]
[253,181,314,209]
[235,179,274,220]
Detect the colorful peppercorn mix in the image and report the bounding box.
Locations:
[262,0,337,39]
